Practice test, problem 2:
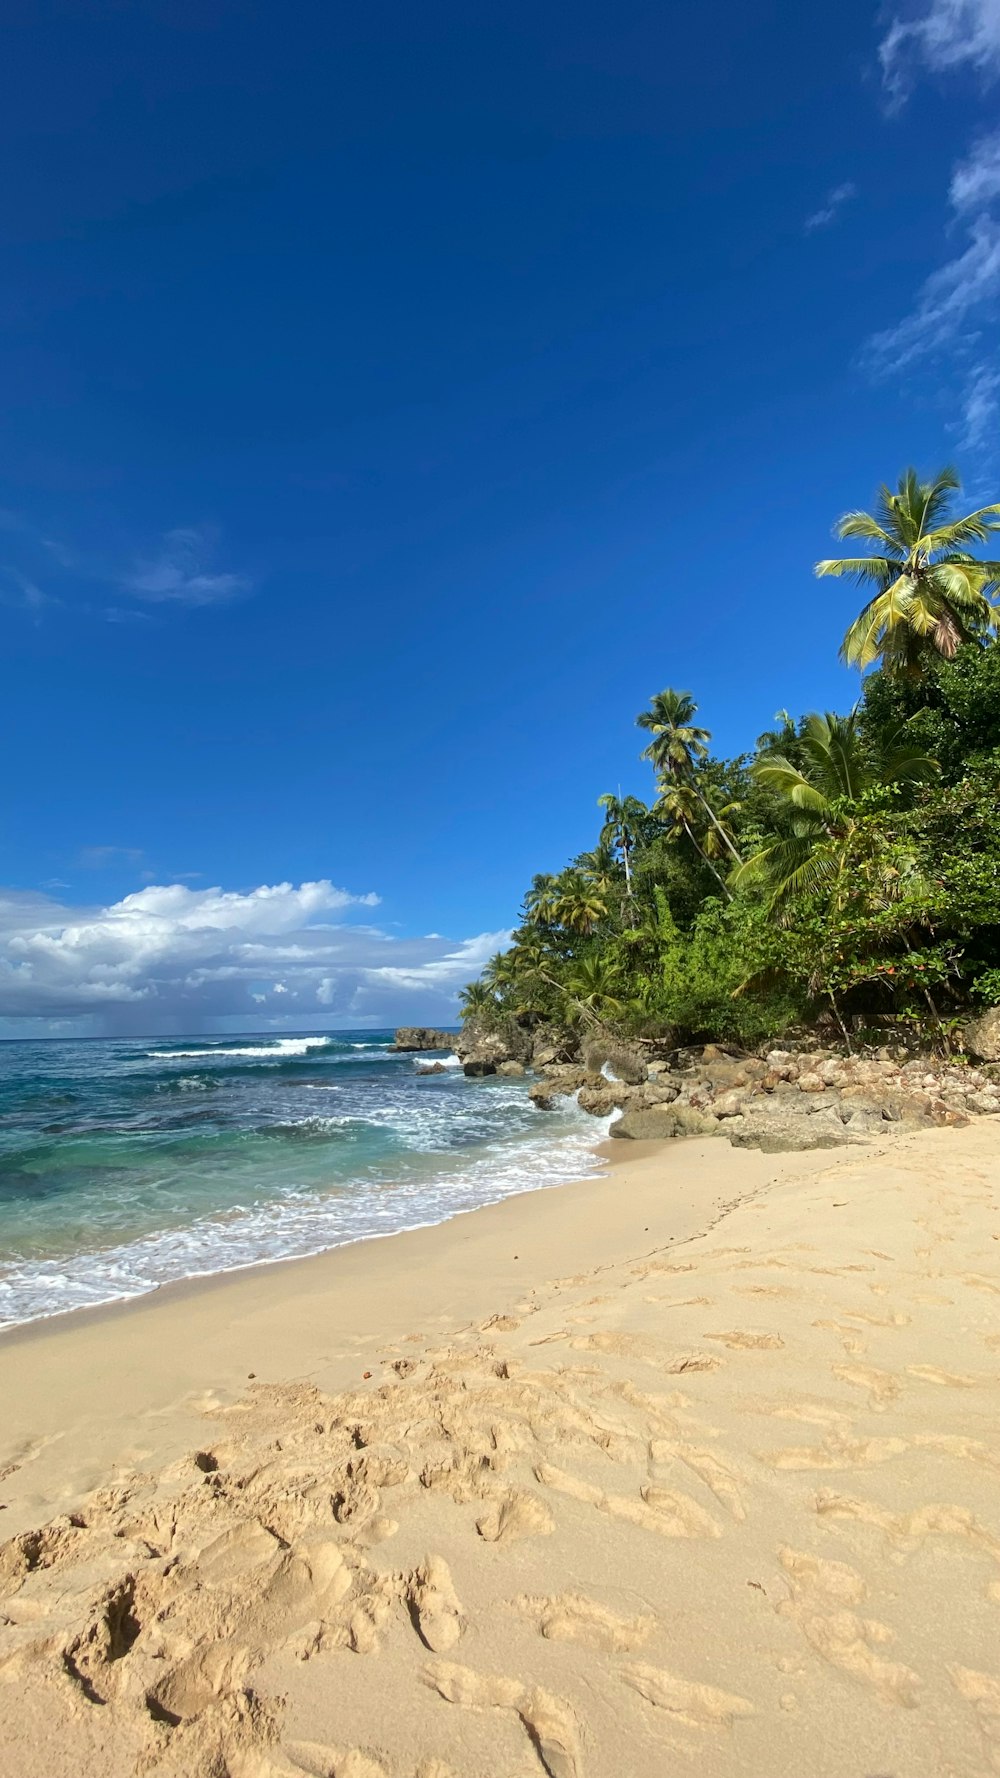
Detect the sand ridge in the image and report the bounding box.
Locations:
[0,1123,998,1776]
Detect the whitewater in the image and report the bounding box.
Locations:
[0,1031,607,1329]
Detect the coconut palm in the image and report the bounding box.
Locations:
[653,779,731,896]
[458,980,497,1019]
[523,873,561,926]
[816,466,1000,674]
[732,711,937,912]
[597,792,649,893]
[561,952,625,1023]
[552,871,609,937]
[638,690,743,865]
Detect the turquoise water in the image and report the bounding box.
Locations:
[0,1032,605,1328]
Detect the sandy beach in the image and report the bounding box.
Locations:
[1,1121,998,1777]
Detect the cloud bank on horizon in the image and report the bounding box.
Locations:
[0,879,508,1035]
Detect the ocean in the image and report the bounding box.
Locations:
[0,1031,607,1330]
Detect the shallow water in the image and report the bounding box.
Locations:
[0,1031,606,1328]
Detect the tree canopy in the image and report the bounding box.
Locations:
[460,467,1000,1053]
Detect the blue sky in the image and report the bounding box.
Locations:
[2,0,999,1034]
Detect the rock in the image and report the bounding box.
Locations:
[577,1083,634,1117]
[797,1072,826,1093]
[714,1090,746,1118]
[967,1090,1000,1114]
[496,1060,526,1077]
[610,1105,720,1141]
[963,1006,1000,1062]
[416,1062,448,1075]
[582,1039,648,1085]
[639,1081,680,1106]
[392,1027,456,1053]
[462,1058,496,1078]
[528,1083,557,1110]
[766,1049,793,1067]
[930,1099,969,1128]
[726,1113,851,1153]
[840,1086,932,1125]
[701,1043,724,1062]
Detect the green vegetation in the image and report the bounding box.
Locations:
[461,467,1000,1052]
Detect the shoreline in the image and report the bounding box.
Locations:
[0,1085,611,1336]
[0,1133,837,1536]
[2,1120,997,1778]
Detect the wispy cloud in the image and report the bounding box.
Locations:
[862,47,1000,460]
[123,526,249,607]
[804,181,857,232]
[880,0,1000,108]
[0,515,251,623]
[78,846,147,870]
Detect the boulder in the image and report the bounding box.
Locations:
[582,1039,648,1086]
[496,1060,526,1077]
[415,1062,448,1075]
[963,1006,1000,1062]
[392,1027,456,1053]
[610,1105,720,1141]
[797,1072,826,1093]
[462,1058,497,1078]
[577,1083,636,1117]
[714,1090,746,1118]
[930,1100,970,1128]
[726,1111,851,1153]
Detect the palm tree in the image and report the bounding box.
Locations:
[816,466,1000,675]
[732,711,937,912]
[458,980,497,1019]
[523,873,561,926]
[552,871,609,937]
[637,690,743,865]
[653,779,731,896]
[562,953,625,1024]
[597,792,648,894]
[637,689,710,779]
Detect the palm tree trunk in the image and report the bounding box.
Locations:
[696,790,744,865]
[683,820,731,898]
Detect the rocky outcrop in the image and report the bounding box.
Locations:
[392,1028,456,1053]
[963,1005,1000,1062]
[581,1038,648,1085]
[610,1105,720,1141]
[528,1035,998,1147]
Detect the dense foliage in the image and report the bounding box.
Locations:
[460,469,1000,1052]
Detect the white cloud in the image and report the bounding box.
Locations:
[951,127,1000,210]
[804,181,857,232]
[862,115,1000,453]
[123,526,248,607]
[0,880,507,1034]
[880,0,1000,105]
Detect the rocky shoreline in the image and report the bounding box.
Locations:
[395,1012,1000,1153]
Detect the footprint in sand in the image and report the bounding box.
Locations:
[534,1461,723,1540]
[476,1489,554,1543]
[762,1435,907,1473]
[406,1556,465,1652]
[649,1441,747,1522]
[778,1551,921,1706]
[423,1660,582,1778]
[704,1330,785,1350]
[622,1662,755,1729]
[831,1363,901,1411]
[948,1664,1000,1769]
[778,1547,867,1604]
[515,1591,655,1652]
